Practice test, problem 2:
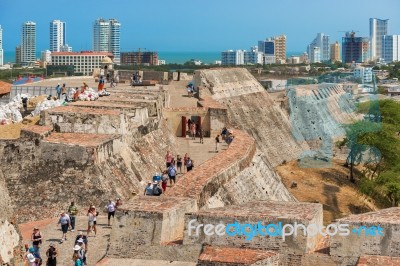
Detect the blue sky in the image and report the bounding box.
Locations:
[0,0,399,52]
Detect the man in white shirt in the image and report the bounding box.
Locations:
[57,212,71,243]
[107,200,116,226]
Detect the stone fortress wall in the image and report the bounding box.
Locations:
[105,68,400,265]
[0,68,399,265]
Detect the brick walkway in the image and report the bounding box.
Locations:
[19,215,112,266]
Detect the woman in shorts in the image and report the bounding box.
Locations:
[87,206,97,237]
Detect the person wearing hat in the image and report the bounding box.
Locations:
[26,252,36,266]
[75,231,88,252]
[45,243,57,266]
[77,239,87,265]
[152,181,163,196]
[144,181,154,196]
[72,245,83,266]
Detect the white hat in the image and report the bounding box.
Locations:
[73,245,81,251]
[77,238,84,243]
[27,253,35,262]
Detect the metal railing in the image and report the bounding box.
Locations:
[9,86,76,102]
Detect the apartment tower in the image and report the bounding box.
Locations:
[307,33,330,63]
[50,20,66,52]
[330,41,341,62]
[21,21,36,65]
[93,18,121,64]
[370,18,389,61]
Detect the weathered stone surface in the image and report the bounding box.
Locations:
[197,246,279,266]
[357,255,400,266]
[330,208,400,265]
[166,130,256,208]
[184,201,323,265]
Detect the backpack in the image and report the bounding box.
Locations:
[187,160,192,167]
[153,185,162,196]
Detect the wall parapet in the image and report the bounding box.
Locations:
[166,130,256,208]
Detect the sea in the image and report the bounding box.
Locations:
[3,51,303,65]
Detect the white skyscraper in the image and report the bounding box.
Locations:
[93,18,121,64]
[50,20,66,52]
[382,35,400,63]
[370,18,389,61]
[0,25,3,66]
[21,21,36,65]
[307,33,330,63]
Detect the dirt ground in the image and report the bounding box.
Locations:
[276,160,378,224]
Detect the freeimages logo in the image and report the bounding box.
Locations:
[188,220,384,241]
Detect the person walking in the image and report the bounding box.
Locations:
[98,76,105,92]
[75,231,88,253]
[31,227,43,253]
[45,244,57,266]
[183,153,189,173]
[215,134,220,152]
[72,247,82,266]
[55,83,62,99]
[107,200,116,226]
[116,198,122,209]
[165,151,173,168]
[198,125,204,144]
[190,123,196,140]
[68,201,78,232]
[186,157,193,172]
[86,206,97,237]
[176,155,183,174]
[57,212,71,243]
[168,164,177,186]
[115,75,119,86]
[161,170,169,192]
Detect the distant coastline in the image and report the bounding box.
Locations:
[3,51,303,65]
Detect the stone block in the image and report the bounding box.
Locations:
[197,246,279,266]
[107,196,198,259]
[330,207,400,265]
[183,200,323,265]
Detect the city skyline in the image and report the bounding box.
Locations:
[0,0,399,53]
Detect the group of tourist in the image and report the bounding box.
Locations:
[24,199,122,266]
[144,151,194,196]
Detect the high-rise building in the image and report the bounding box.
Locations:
[50,20,66,52]
[258,35,286,64]
[330,41,341,62]
[274,35,286,63]
[382,35,400,63]
[21,21,36,65]
[342,31,369,63]
[370,18,389,61]
[15,46,21,64]
[307,33,330,63]
[221,50,244,65]
[309,47,321,63]
[0,25,3,66]
[93,18,121,64]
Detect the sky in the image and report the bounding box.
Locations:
[0,0,399,53]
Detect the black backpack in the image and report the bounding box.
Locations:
[153,185,162,196]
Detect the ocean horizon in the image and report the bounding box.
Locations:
[3,51,304,65]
